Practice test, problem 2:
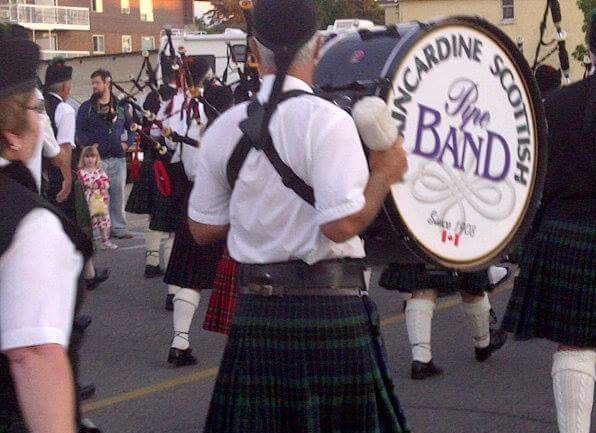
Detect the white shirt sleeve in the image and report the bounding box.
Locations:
[54,103,76,148]
[0,209,82,352]
[311,110,369,226]
[40,112,60,158]
[187,125,231,226]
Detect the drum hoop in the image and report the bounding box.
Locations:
[377,16,548,271]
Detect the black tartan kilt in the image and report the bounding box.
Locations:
[163,180,223,290]
[203,294,411,433]
[379,263,490,296]
[501,219,596,347]
[125,159,180,233]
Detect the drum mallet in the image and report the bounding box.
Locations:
[352,96,399,151]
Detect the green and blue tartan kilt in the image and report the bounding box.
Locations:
[204,294,411,433]
[501,219,596,347]
[379,263,490,296]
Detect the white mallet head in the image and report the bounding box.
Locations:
[352,96,398,151]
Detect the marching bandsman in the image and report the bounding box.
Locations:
[126,63,178,282]
[42,58,76,217]
[501,10,596,433]
[188,0,411,431]
[379,265,508,379]
[157,59,233,366]
[0,24,92,433]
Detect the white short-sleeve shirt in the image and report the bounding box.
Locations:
[188,75,369,265]
[47,92,76,148]
[0,207,82,352]
[154,91,204,181]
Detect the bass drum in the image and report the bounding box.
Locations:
[314,16,548,271]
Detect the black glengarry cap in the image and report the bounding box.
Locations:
[0,24,40,98]
[45,57,73,87]
[253,0,318,54]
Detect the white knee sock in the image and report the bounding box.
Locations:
[488,266,508,285]
[171,289,200,350]
[145,230,162,267]
[163,235,174,267]
[462,293,491,349]
[552,350,596,433]
[83,260,95,280]
[168,284,180,296]
[405,299,435,363]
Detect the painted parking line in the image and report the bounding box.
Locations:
[82,284,513,413]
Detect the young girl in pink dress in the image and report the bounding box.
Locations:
[78,145,117,250]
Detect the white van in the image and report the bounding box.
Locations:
[157,27,248,85]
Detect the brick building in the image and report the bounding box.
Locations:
[0,0,195,59]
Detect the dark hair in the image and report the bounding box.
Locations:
[90,69,111,81]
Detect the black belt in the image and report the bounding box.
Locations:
[238,259,367,297]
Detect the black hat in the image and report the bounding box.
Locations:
[0,24,40,98]
[535,64,561,95]
[188,57,212,84]
[45,57,73,87]
[253,0,318,53]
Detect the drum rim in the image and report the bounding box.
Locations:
[377,16,549,271]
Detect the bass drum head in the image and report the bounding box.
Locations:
[381,16,547,271]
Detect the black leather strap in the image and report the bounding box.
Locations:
[226,90,316,206]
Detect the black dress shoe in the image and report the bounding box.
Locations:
[168,347,197,367]
[73,315,92,331]
[85,268,110,290]
[144,265,163,278]
[475,328,508,362]
[411,360,443,380]
[165,294,174,311]
[78,383,96,401]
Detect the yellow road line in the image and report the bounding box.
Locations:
[83,285,512,413]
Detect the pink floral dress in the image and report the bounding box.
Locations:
[78,167,111,244]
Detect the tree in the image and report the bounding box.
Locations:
[203,0,246,30]
[207,0,384,33]
[572,0,596,62]
[315,0,384,30]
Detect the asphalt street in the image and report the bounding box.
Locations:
[75,212,595,433]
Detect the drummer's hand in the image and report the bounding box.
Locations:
[368,135,408,185]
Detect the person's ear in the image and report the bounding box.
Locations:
[1,130,23,152]
[313,35,323,64]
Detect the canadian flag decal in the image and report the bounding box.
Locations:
[441,230,460,247]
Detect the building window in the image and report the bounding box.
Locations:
[121,0,130,14]
[91,0,103,13]
[141,36,155,51]
[140,0,154,22]
[92,35,105,53]
[122,35,132,53]
[502,0,515,22]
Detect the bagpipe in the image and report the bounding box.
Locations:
[531,0,571,83]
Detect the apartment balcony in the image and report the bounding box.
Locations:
[40,49,90,60]
[0,4,90,31]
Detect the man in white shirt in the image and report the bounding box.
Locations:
[188,1,411,431]
[43,59,76,216]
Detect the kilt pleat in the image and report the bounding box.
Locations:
[203,294,411,433]
[126,160,154,215]
[502,219,596,347]
[203,250,239,335]
[163,180,223,290]
[379,264,490,296]
[126,159,179,232]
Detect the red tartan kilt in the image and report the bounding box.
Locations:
[203,250,239,335]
